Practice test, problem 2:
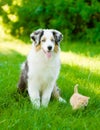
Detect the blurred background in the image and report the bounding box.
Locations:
[0,0,100,43]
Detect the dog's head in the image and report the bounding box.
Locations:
[30,29,63,58]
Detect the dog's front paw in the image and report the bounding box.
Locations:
[31,99,40,109]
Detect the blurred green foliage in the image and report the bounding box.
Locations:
[0,0,100,43]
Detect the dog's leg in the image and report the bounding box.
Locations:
[28,80,40,109]
[42,83,54,107]
[17,71,27,93]
[52,84,66,103]
[17,61,28,93]
[52,84,60,99]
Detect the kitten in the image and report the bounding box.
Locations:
[70,84,90,110]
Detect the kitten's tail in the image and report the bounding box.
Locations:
[74,84,78,93]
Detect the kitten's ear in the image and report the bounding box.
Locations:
[51,29,63,44]
[30,29,44,45]
[87,97,90,100]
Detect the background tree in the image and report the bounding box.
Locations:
[0,0,100,43]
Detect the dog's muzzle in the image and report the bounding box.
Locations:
[43,46,53,58]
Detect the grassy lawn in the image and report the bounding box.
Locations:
[0,35,100,130]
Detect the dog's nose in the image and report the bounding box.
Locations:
[48,46,52,51]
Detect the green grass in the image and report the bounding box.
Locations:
[0,36,100,130]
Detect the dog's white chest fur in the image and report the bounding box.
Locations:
[28,45,60,85]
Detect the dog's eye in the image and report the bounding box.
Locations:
[51,39,55,42]
[41,39,46,42]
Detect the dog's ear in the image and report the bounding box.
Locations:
[30,29,44,45]
[51,29,63,44]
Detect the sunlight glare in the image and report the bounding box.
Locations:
[60,51,100,73]
[0,40,100,74]
[0,41,31,56]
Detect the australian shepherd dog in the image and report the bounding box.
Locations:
[18,29,66,108]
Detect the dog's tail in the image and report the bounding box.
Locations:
[74,84,78,93]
